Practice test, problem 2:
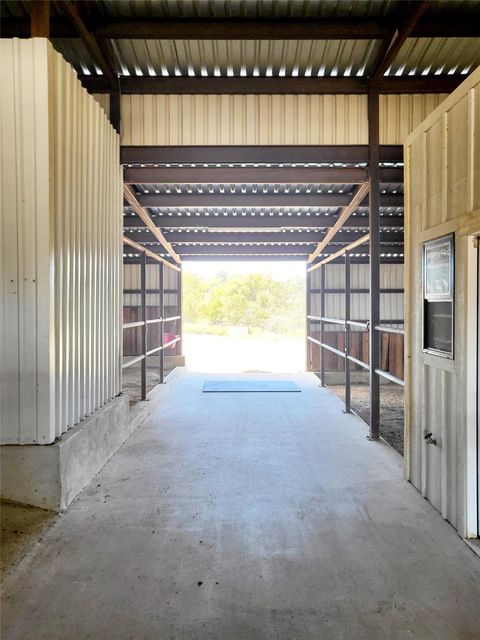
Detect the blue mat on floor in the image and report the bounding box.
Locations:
[202,380,301,393]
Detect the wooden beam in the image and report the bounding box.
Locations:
[123,237,181,271]
[307,234,370,271]
[123,185,181,264]
[30,0,49,37]
[307,183,370,263]
[370,1,430,86]
[79,74,466,96]
[58,1,116,85]
[121,144,403,166]
[122,214,404,229]
[135,192,404,208]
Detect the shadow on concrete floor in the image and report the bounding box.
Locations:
[1,501,56,580]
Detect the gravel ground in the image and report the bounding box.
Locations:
[329,383,405,455]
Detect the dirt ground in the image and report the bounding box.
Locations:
[329,383,405,455]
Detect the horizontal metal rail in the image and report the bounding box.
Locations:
[145,317,163,325]
[375,324,405,335]
[374,368,405,386]
[163,315,181,322]
[308,336,345,359]
[163,336,181,350]
[347,320,369,329]
[347,354,370,370]
[123,320,145,329]
[122,354,145,369]
[321,316,346,326]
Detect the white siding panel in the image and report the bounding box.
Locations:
[0,39,122,444]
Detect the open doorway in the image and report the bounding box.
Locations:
[182,261,306,373]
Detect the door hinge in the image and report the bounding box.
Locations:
[473,236,479,249]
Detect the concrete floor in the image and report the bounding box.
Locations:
[2,372,480,640]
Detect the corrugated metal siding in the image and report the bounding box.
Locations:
[310,263,404,323]
[92,93,110,117]
[112,38,382,78]
[121,93,447,145]
[123,264,179,309]
[380,94,448,144]
[1,39,54,444]
[391,38,478,76]
[97,1,400,19]
[0,39,122,444]
[404,67,480,536]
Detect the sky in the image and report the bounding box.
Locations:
[182,260,307,281]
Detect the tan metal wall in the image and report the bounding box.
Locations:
[404,67,480,537]
[121,93,447,146]
[1,39,122,444]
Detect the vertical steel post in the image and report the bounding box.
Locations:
[140,253,147,401]
[345,253,351,413]
[306,267,311,371]
[320,264,326,386]
[177,267,183,356]
[368,90,380,439]
[159,261,164,384]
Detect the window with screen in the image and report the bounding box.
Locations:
[423,234,454,358]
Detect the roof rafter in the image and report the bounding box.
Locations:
[123,185,181,264]
[307,234,371,271]
[370,0,430,86]
[307,183,370,263]
[122,236,181,271]
[57,0,116,85]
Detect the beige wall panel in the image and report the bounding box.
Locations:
[92,93,110,118]
[404,67,480,537]
[425,120,446,228]
[380,94,448,145]
[447,95,470,218]
[474,84,480,211]
[1,39,122,445]
[121,94,370,145]
[121,93,447,146]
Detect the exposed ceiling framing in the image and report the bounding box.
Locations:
[121,144,405,264]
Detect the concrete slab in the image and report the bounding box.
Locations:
[1,395,130,511]
[1,372,479,640]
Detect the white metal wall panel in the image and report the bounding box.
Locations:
[1,39,54,444]
[0,39,122,444]
[404,67,480,536]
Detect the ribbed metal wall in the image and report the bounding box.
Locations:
[310,263,404,323]
[1,39,122,445]
[121,93,447,146]
[123,264,178,309]
[405,67,480,537]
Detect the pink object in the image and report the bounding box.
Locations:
[164,333,179,349]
